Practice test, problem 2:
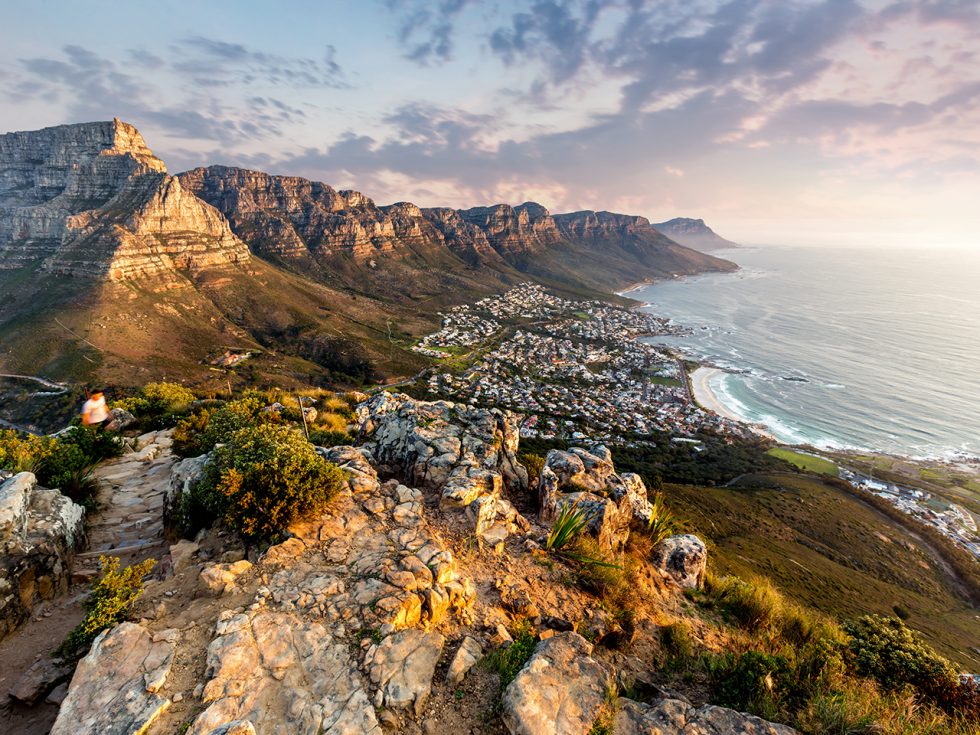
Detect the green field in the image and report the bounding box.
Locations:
[663,473,980,669]
[766,447,838,475]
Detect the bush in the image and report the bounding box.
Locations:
[704,573,823,645]
[29,427,122,508]
[842,616,964,710]
[308,429,354,447]
[483,621,538,688]
[660,620,696,666]
[0,429,54,473]
[518,453,546,490]
[185,423,345,543]
[709,650,795,721]
[113,382,196,428]
[172,396,264,457]
[56,555,155,660]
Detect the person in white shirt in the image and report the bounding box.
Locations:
[81,390,110,430]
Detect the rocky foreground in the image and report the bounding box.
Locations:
[4,394,795,734]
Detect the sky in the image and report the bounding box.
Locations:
[1,0,979,247]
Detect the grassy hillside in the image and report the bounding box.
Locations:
[662,472,980,669]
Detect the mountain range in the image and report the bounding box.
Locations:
[0,120,735,387]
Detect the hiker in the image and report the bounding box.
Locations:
[81,389,110,430]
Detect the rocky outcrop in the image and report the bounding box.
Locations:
[0,120,249,280]
[651,534,707,589]
[503,632,798,735]
[614,697,798,735]
[50,622,178,735]
[502,632,610,735]
[652,217,740,250]
[458,202,561,257]
[538,446,652,552]
[355,392,528,517]
[0,472,84,641]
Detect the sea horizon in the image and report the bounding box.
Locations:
[633,244,980,462]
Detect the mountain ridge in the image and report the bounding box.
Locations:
[653,216,740,250]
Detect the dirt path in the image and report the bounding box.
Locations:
[0,430,176,734]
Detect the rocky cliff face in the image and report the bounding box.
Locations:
[652,217,739,250]
[0,120,249,280]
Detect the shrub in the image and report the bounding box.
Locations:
[186,423,345,543]
[308,429,354,447]
[518,453,546,490]
[842,615,963,710]
[172,396,264,457]
[709,650,795,721]
[483,621,538,688]
[56,555,155,660]
[114,382,196,428]
[646,492,677,546]
[546,501,589,551]
[33,427,121,508]
[704,573,822,645]
[0,429,54,473]
[660,620,696,666]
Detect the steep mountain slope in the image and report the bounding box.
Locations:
[652,217,740,250]
[0,121,735,386]
[180,166,735,301]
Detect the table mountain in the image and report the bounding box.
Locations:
[652,217,740,250]
[0,120,249,280]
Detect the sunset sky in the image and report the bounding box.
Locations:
[2,0,979,247]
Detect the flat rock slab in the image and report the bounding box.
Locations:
[366,628,445,716]
[50,622,177,735]
[502,632,608,735]
[189,611,381,735]
[614,697,800,735]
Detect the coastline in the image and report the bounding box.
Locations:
[689,365,779,442]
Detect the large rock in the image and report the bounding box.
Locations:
[502,632,609,735]
[365,628,445,716]
[614,697,798,735]
[651,534,707,589]
[539,446,651,552]
[189,611,381,735]
[0,120,250,279]
[354,393,528,539]
[8,656,74,705]
[166,453,209,524]
[0,472,85,641]
[50,622,178,735]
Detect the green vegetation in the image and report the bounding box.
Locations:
[308,428,354,446]
[645,493,677,546]
[669,573,979,732]
[483,621,538,688]
[659,473,979,669]
[113,381,196,429]
[767,447,838,476]
[56,556,156,661]
[0,425,122,508]
[546,501,590,551]
[182,423,345,543]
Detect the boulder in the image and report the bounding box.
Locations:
[8,656,74,705]
[651,535,707,589]
[50,622,178,735]
[200,560,253,595]
[502,632,608,735]
[106,407,136,431]
[0,473,85,641]
[166,453,209,523]
[447,636,483,686]
[559,492,632,554]
[355,392,528,507]
[365,628,445,716]
[614,697,799,735]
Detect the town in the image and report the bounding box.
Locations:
[412,283,759,443]
[841,469,980,560]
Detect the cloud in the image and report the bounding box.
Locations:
[392,0,472,63]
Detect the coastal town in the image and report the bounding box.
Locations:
[412,283,760,443]
[841,469,980,560]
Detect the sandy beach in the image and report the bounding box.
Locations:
[690,367,748,422]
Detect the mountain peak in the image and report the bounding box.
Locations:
[652,217,739,250]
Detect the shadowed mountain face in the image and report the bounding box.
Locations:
[652,217,740,250]
[179,165,735,293]
[0,121,735,385]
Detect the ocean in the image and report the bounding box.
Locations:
[634,245,980,459]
